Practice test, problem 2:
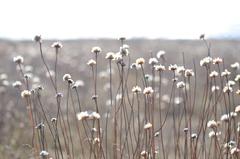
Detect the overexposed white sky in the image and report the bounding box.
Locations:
[0,0,239,39]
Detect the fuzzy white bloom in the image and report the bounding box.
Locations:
[223,85,233,93]
[21,90,31,98]
[77,111,101,120]
[212,57,223,64]
[120,45,129,56]
[91,46,101,54]
[168,64,178,71]
[221,114,230,122]
[87,59,96,66]
[235,105,240,113]
[236,89,240,95]
[211,86,220,92]
[207,120,217,129]
[132,86,142,93]
[148,58,158,65]
[12,81,22,88]
[144,122,152,130]
[40,150,49,157]
[209,71,219,78]
[140,150,148,157]
[208,131,221,138]
[63,74,71,82]
[227,80,236,87]
[143,87,154,95]
[156,50,165,59]
[177,66,185,74]
[235,75,240,82]
[224,141,236,149]
[154,65,166,71]
[221,69,231,77]
[176,81,185,89]
[231,147,240,155]
[105,52,115,60]
[191,133,198,139]
[72,80,85,88]
[231,62,240,70]
[136,58,145,65]
[185,69,194,77]
[200,56,212,66]
[114,52,123,61]
[13,56,24,64]
[51,118,57,122]
[93,137,100,144]
[230,112,237,118]
[51,41,63,49]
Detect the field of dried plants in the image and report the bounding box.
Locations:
[1,36,240,159]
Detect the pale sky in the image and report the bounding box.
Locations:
[0,0,239,40]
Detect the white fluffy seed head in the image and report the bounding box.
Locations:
[144,122,152,130]
[21,90,31,98]
[91,46,101,54]
[13,56,24,64]
[105,52,115,60]
[51,41,63,49]
[132,86,142,93]
[63,74,71,82]
[143,87,154,95]
[136,58,145,65]
[87,59,96,66]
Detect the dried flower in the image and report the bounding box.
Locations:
[63,74,71,82]
[87,59,96,66]
[148,58,158,65]
[212,57,223,64]
[209,71,218,78]
[235,75,240,82]
[143,87,154,95]
[34,35,42,43]
[144,122,152,130]
[21,90,31,98]
[185,69,194,77]
[221,69,231,77]
[51,41,63,49]
[211,86,220,92]
[12,81,22,88]
[200,56,212,67]
[231,62,240,70]
[223,85,233,93]
[105,52,115,60]
[176,81,185,89]
[191,133,198,139]
[156,50,165,59]
[177,66,185,74]
[154,65,166,71]
[91,46,101,54]
[40,150,49,157]
[13,56,24,64]
[169,64,178,71]
[132,86,142,93]
[207,120,217,129]
[136,58,145,65]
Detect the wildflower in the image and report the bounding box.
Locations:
[51,118,57,122]
[120,44,129,56]
[212,57,223,64]
[132,86,142,93]
[76,111,101,120]
[156,50,165,59]
[87,59,96,66]
[51,41,63,49]
[93,138,100,144]
[91,95,98,100]
[227,80,235,87]
[34,35,42,43]
[40,150,49,157]
[207,120,217,129]
[136,58,145,65]
[105,52,115,60]
[235,105,240,113]
[209,71,218,78]
[230,112,237,118]
[154,132,160,137]
[13,56,24,64]
[221,114,230,122]
[118,37,126,41]
[77,111,89,120]
[67,79,74,84]
[114,52,122,61]
[231,62,240,70]
[183,128,189,133]
[231,147,240,155]
[89,111,101,120]
[176,81,185,89]
[221,69,231,77]
[144,122,152,130]
[191,133,197,139]
[12,81,22,88]
[224,141,236,149]
[185,69,194,77]
[236,89,240,95]
[148,58,158,65]
[211,86,220,92]
[235,75,240,82]
[177,66,185,74]
[72,80,84,89]
[140,150,148,157]
[63,74,71,82]
[200,56,212,67]
[35,123,45,129]
[223,85,233,93]
[55,93,63,98]
[169,64,178,71]
[154,65,165,72]
[21,90,31,98]
[208,131,221,138]
[143,87,154,95]
[91,46,101,54]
